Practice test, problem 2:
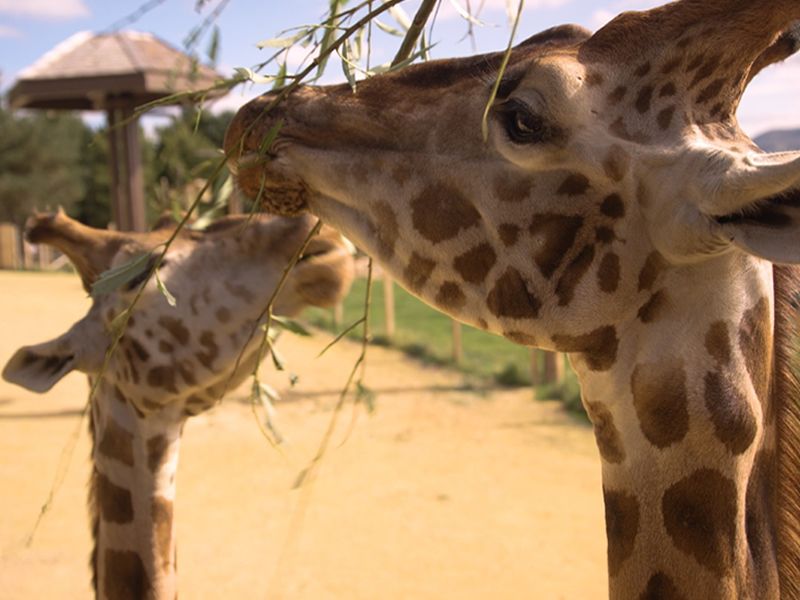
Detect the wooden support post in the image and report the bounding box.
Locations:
[451,320,463,365]
[383,273,395,340]
[543,352,565,384]
[107,102,146,232]
[333,303,344,329]
[0,223,21,269]
[530,350,542,386]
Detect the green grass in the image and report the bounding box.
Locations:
[304,278,583,406]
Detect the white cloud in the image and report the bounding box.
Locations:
[0,24,21,37]
[0,0,89,20]
[439,0,571,22]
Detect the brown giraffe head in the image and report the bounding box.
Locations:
[226,2,800,360]
[2,210,354,599]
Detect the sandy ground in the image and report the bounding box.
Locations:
[0,271,607,599]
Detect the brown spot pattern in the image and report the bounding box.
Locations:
[557,173,590,196]
[158,316,190,345]
[498,224,520,247]
[494,173,534,203]
[147,366,178,394]
[556,245,595,306]
[486,268,540,320]
[586,402,625,463]
[196,331,219,371]
[152,497,174,569]
[215,307,231,323]
[158,340,174,353]
[436,282,466,312]
[661,56,682,74]
[411,183,481,244]
[637,290,669,323]
[453,243,497,284]
[595,227,615,245]
[224,281,256,303]
[602,146,629,182]
[657,106,676,130]
[372,200,399,259]
[659,82,677,97]
[631,359,689,448]
[739,297,771,402]
[697,78,726,104]
[600,194,625,218]
[598,253,621,293]
[128,338,149,362]
[403,252,436,292]
[608,86,627,104]
[104,550,150,600]
[635,85,654,113]
[639,572,686,600]
[603,488,640,576]
[529,214,583,278]
[98,419,134,467]
[638,252,667,291]
[662,468,737,576]
[503,331,537,346]
[704,371,757,455]
[634,62,651,77]
[95,471,134,523]
[147,435,169,473]
[705,321,731,366]
[551,326,619,371]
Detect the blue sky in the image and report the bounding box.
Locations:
[1,0,798,136]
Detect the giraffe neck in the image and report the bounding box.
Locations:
[571,253,777,599]
[90,380,183,600]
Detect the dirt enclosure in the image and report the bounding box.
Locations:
[0,271,606,599]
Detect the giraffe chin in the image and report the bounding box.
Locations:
[258,183,310,217]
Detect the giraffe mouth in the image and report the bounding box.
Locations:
[230,151,311,217]
[715,187,800,228]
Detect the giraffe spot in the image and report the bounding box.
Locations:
[196,331,219,371]
[704,371,757,455]
[529,214,583,278]
[676,36,693,50]
[147,366,178,394]
[610,118,650,144]
[603,488,640,576]
[639,572,686,600]
[551,326,619,371]
[638,252,667,291]
[598,253,621,293]
[595,227,616,245]
[634,62,651,77]
[371,200,400,258]
[586,401,625,463]
[657,106,676,130]
[152,497,174,570]
[486,268,541,319]
[494,172,534,203]
[602,147,630,183]
[215,307,231,323]
[739,297,771,403]
[158,316,190,345]
[392,163,413,185]
[557,173,590,196]
[660,56,682,75]
[147,435,169,473]
[141,398,162,411]
[705,321,731,366]
[454,243,497,284]
[436,282,466,312]
[103,550,150,600]
[556,245,595,306]
[585,71,604,86]
[689,53,722,89]
[697,78,726,104]
[144,328,154,338]
[158,340,174,353]
[177,361,197,386]
[224,281,256,303]
[98,418,134,467]
[403,252,436,292]
[631,359,689,448]
[745,449,779,596]
[709,102,724,118]
[662,468,737,576]
[659,82,677,97]
[636,181,651,208]
[635,85,654,114]
[477,318,488,330]
[637,290,669,323]
[685,53,704,72]
[127,337,149,362]
[498,224,520,247]
[608,85,627,104]
[600,194,625,218]
[95,471,134,523]
[411,183,481,244]
[129,363,140,385]
[503,331,537,346]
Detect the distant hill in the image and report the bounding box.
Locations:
[754,129,800,152]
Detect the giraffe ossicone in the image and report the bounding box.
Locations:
[2,210,354,599]
[226,1,800,598]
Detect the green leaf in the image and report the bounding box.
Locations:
[270,343,286,371]
[289,373,299,387]
[272,61,288,90]
[374,19,403,36]
[272,315,312,337]
[258,119,284,155]
[316,0,346,79]
[388,4,412,30]
[233,67,276,84]
[447,0,486,26]
[256,29,310,49]
[154,270,177,307]
[91,252,154,298]
[317,317,365,357]
[207,25,220,65]
[339,44,358,92]
[292,466,310,489]
[356,382,377,413]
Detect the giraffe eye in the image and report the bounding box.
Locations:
[500,99,548,144]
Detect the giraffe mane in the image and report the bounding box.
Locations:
[773,264,800,596]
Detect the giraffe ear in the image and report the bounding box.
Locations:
[715,188,800,264]
[2,338,78,393]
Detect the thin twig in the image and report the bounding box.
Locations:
[392,0,440,65]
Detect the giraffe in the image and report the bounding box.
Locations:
[2,210,354,599]
[224,1,800,597]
